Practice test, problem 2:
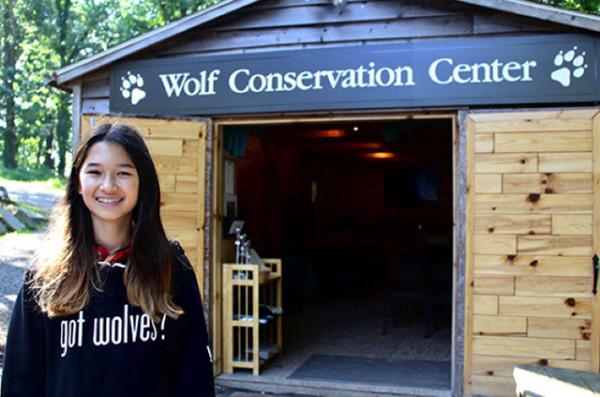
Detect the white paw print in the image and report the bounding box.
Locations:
[551,46,588,88]
[120,72,146,105]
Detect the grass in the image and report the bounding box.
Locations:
[0,203,50,238]
[0,203,48,238]
[1,227,43,237]
[12,202,47,216]
[0,166,58,238]
[0,165,66,190]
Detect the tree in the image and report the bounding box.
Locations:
[530,0,600,14]
[22,0,221,175]
[23,0,139,175]
[154,0,222,23]
[0,0,23,168]
[1,0,225,175]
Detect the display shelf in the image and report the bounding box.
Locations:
[222,259,282,375]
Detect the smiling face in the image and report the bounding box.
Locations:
[78,141,140,231]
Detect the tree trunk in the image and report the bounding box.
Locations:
[2,0,18,169]
[55,92,70,176]
[53,0,71,176]
[36,132,46,166]
[44,133,54,169]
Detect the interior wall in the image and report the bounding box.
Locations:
[229,121,454,305]
[234,135,280,254]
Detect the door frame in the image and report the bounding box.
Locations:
[209,111,463,395]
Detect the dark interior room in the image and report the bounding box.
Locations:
[221,118,454,389]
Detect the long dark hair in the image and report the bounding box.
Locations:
[31,123,182,321]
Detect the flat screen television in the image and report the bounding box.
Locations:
[385,169,438,206]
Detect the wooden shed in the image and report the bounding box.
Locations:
[50,1,600,396]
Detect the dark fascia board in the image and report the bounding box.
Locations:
[458,0,600,32]
[50,0,600,89]
[50,0,261,88]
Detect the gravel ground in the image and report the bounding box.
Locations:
[0,180,63,361]
[0,232,47,353]
[1,180,63,216]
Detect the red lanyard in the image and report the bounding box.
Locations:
[93,244,132,267]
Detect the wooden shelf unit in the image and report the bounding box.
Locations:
[222,259,282,375]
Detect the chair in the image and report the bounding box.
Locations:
[381,247,452,337]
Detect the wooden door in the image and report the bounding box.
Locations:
[80,114,208,293]
[464,108,600,396]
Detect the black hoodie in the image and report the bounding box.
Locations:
[1,246,215,397]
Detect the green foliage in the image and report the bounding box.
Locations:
[0,201,51,232]
[0,164,63,183]
[1,0,223,181]
[10,201,47,216]
[530,0,600,14]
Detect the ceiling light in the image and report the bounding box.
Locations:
[314,129,345,138]
[364,152,395,159]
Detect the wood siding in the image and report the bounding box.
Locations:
[80,0,563,116]
[80,115,207,291]
[466,109,600,397]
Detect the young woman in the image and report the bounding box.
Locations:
[1,123,215,397]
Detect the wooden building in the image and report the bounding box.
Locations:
[50,1,600,396]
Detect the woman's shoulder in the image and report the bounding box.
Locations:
[170,240,194,269]
[169,241,201,301]
[169,240,197,281]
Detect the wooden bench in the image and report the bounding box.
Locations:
[514,364,600,397]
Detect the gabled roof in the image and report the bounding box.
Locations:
[50,0,600,88]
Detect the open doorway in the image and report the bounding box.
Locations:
[217,117,455,395]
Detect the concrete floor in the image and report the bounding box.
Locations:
[217,298,451,396]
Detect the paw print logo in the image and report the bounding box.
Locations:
[551,46,588,88]
[120,72,146,105]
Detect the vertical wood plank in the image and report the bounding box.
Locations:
[72,84,82,152]
[212,122,223,374]
[252,271,260,375]
[592,110,600,372]
[222,266,233,373]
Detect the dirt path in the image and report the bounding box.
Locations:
[0,181,62,359]
[0,232,47,352]
[1,179,63,215]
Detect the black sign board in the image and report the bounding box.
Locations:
[110,34,600,115]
